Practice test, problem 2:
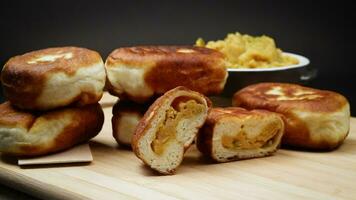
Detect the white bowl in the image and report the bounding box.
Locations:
[227,53,310,72]
[222,52,315,96]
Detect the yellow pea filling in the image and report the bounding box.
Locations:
[151,99,205,155]
[222,123,279,150]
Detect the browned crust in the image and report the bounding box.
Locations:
[197,107,283,161]
[0,102,104,156]
[232,82,349,150]
[106,46,224,67]
[3,47,102,75]
[131,86,211,174]
[111,101,151,147]
[201,107,283,124]
[105,46,227,98]
[0,102,36,129]
[281,110,349,150]
[1,47,103,110]
[232,82,348,113]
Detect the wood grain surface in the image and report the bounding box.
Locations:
[0,93,355,200]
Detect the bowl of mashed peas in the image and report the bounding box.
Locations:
[196,32,314,96]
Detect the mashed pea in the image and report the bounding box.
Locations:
[196,32,299,68]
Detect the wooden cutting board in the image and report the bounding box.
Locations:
[0,93,355,200]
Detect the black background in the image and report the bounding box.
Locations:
[1,1,354,114]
